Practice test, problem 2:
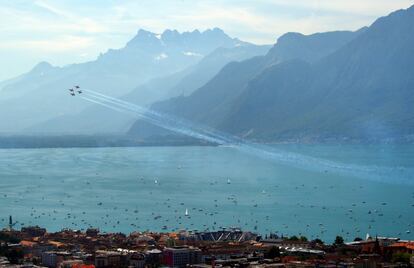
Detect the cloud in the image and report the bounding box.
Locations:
[262,0,413,17]
[0,0,413,80]
[34,0,70,18]
[33,0,106,34]
[0,35,95,52]
[164,4,369,44]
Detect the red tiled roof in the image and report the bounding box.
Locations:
[72,265,95,268]
[20,240,37,247]
[389,242,414,250]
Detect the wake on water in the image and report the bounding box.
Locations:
[79,89,413,185]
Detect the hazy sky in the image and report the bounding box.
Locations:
[0,0,413,81]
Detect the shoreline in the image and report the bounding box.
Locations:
[1,225,413,268]
[0,135,413,149]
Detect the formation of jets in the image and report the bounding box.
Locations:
[68,85,82,96]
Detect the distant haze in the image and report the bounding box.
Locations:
[1,0,413,81]
[0,28,270,134]
[0,3,413,143]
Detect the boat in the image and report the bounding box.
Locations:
[185,208,189,216]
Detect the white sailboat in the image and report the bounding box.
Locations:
[185,208,189,216]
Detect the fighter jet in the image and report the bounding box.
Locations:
[67,85,81,96]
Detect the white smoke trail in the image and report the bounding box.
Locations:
[81,96,125,113]
[82,92,225,144]
[84,89,236,144]
[79,89,413,185]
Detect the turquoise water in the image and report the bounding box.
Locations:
[0,145,413,243]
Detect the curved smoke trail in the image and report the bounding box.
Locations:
[79,89,413,185]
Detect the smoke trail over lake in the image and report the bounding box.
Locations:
[82,91,226,144]
[80,89,413,185]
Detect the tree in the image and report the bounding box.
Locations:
[312,238,324,245]
[391,252,411,264]
[299,236,308,242]
[6,248,24,264]
[334,236,344,245]
[289,235,299,241]
[265,246,280,259]
[0,233,20,244]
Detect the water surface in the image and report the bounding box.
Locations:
[0,144,413,242]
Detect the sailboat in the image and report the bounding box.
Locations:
[227,178,231,184]
[185,208,189,216]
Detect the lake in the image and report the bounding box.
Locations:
[0,144,413,243]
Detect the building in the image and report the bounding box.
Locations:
[58,259,83,268]
[21,226,47,237]
[41,251,71,268]
[145,249,162,267]
[387,241,414,255]
[85,228,99,237]
[94,250,122,268]
[0,256,11,266]
[30,243,58,258]
[180,228,259,242]
[129,252,146,268]
[163,246,202,268]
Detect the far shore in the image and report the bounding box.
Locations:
[0,134,413,149]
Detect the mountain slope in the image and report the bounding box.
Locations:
[129,29,364,139]
[216,5,414,141]
[265,29,367,64]
[130,6,414,142]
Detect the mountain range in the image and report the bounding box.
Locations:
[0,28,268,134]
[1,5,413,144]
[129,5,414,143]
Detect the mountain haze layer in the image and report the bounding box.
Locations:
[0,28,254,133]
[129,29,364,139]
[222,5,414,141]
[1,5,413,143]
[130,5,414,142]
[28,44,270,134]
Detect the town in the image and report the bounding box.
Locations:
[1,223,413,268]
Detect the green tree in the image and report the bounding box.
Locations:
[166,237,176,247]
[391,253,411,264]
[6,248,24,264]
[312,238,324,245]
[334,236,344,245]
[0,233,20,244]
[289,235,299,241]
[265,246,280,259]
